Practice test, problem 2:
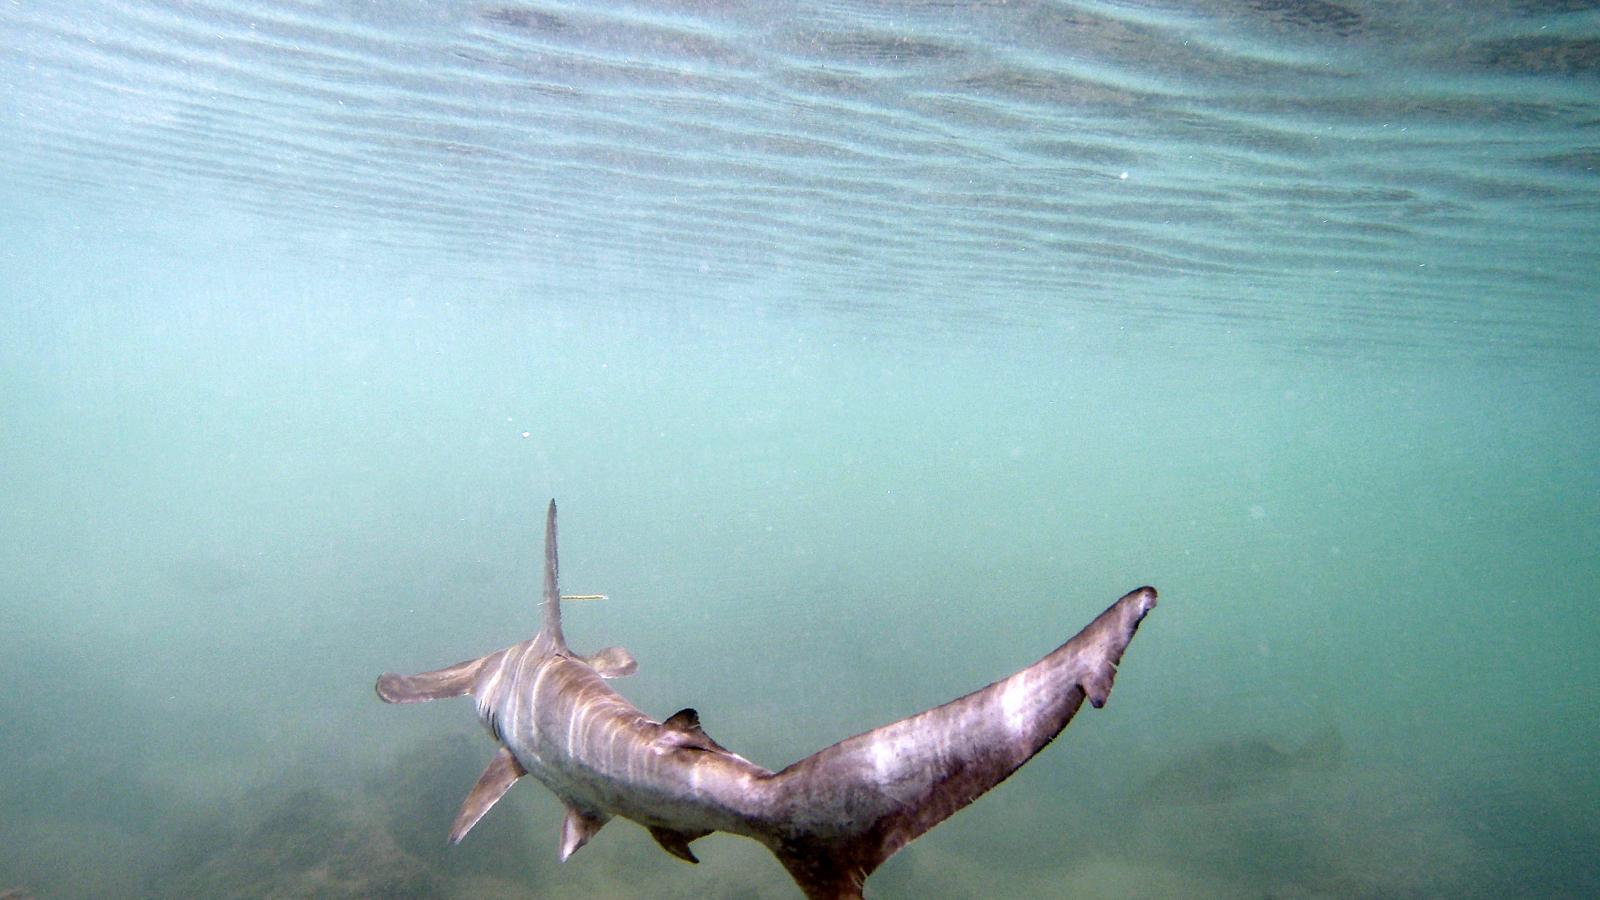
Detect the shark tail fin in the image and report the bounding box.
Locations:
[762,586,1158,899]
[539,498,567,650]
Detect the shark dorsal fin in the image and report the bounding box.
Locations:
[660,708,729,754]
[449,745,526,844]
[539,499,566,650]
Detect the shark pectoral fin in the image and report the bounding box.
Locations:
[559,802,609,861]
[448,745,527,845]
[648,826,710,864]
[375,652,498,704]
[581,645,638,678]
[660,708,730,753]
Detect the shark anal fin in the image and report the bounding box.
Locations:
[375,653,496,704]
[648,825,709,863]
[559,802,609,861]
[660,708,730,753]
[449,745,526,845]
[581,645,638,678]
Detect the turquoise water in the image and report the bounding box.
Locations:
[2,2,1596,897]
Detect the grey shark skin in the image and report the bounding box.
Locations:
[376,501,1157,899]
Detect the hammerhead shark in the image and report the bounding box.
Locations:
[376,501,1157,898]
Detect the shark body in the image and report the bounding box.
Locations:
[376,500,1156,898]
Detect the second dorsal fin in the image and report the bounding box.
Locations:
[660,708,730,753]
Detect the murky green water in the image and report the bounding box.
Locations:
[2,2,1596,897]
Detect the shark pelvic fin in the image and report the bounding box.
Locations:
[660,708,729,753]
[449,745,526,844]
[648,825,710,863]
[375,652,496,704]
[559,802,609,861]
[580,645,638,678]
